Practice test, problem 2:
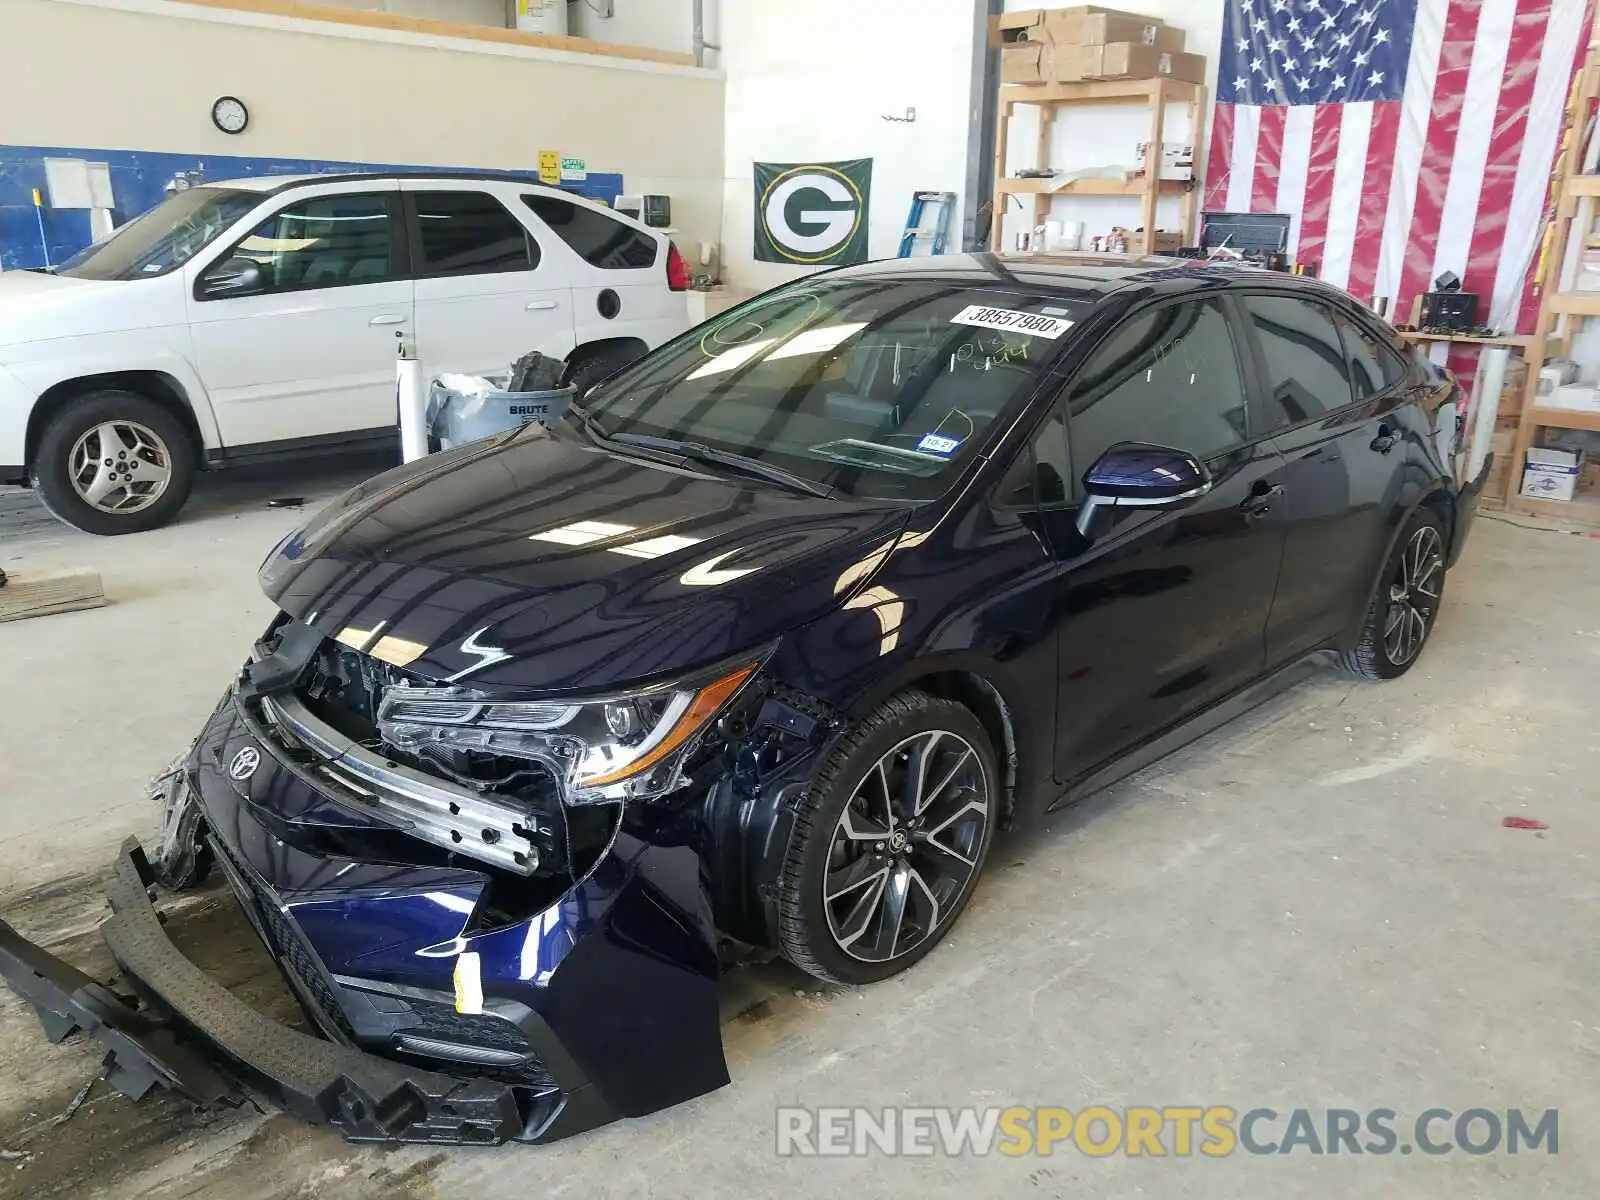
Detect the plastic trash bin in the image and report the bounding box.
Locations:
[427,374,575,452]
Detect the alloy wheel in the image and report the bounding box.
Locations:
[68,420,173,515]
[1382,525,1444,666]
[822,730,990,964]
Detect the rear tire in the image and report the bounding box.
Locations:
[775,691,998,985]
[31,390,196,535]
[1339,508,1448,680]
[564,345,644,396]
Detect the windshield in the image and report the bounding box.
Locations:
[581,279,1087,500]
[58,187,261,281]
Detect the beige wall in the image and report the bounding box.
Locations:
[322,0,507,25]
[2,0,725,251]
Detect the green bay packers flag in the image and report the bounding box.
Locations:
[754,159,872,266]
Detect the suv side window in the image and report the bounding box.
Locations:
[1244,295,1355,429]
[1069,298,1250,481]
[229,193,397,292]
[1340,314,1408,400]
[523,195,659,269]
[411,191,536,276]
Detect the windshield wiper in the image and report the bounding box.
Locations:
[560,400,606,443]
[608,433,834,499]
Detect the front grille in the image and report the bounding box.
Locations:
[210,834,356,1042]
[210,836,554,1087]
[260,901,358,1041]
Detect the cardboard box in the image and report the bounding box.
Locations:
[1048,42,1206,84]
[1485,424,1517,498]
[1581,458,1600,493]
[1498,359,1527,418]
[1003,43,1044,83]
[1029,11,1185,52]
[1521,446,1585,502]
[1125,230,1183,255]
[991,8,1046,47]
[1098,43,1205,82]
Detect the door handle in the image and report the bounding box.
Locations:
[525,300,560,312]
[1240,481,1285,518]
[1370,422,1399,454]
[368,314,407,326]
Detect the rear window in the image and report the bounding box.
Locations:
[580,279,1089,500]
[1340,314,1409,399]
[523,195,659,269]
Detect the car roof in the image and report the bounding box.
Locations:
[825,252,1360,310]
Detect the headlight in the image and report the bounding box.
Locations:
[377,658,763,804]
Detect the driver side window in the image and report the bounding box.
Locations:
[226,193,397,293]
[1067,298,1250,493]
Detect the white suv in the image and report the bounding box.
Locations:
[0,172,692,534]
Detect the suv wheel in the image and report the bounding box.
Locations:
[776,691,998,985]
[31,390,196,535]
[565,345,643,395]
[1340,509,1448,680]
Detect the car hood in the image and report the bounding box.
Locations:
[0,269,154,349]
[260,426,915,692]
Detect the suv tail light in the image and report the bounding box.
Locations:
[667,243,690,292]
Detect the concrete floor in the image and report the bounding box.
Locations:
[0,472,1596,1198]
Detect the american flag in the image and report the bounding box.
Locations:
[1204,0,1592,346]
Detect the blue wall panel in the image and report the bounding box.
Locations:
[0,144,625,271]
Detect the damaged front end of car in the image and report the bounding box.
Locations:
[0,612,843,1146]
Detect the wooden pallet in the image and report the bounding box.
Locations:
[0,570,107,623]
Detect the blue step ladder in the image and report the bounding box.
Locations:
[899,190,957,257]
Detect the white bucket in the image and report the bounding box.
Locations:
[516,0,568,36]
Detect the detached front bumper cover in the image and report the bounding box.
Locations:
[0,839,596,1146]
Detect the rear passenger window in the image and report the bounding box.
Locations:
[1069,298,1250,478]
[1245,296,1354,428]
[413,192,535,275]
[1340,315,1408,400]
[523,196,659,269]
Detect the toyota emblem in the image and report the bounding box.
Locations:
[228,746,261,781]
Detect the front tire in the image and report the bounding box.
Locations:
[776,691,998,985]
[1340,509,1448,680]
[31,390,196,535]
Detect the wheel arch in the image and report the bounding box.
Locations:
[26,371,204,475]
[1345,482,1455,648]
[844,654,1033,831]
[1417,484,1457,546]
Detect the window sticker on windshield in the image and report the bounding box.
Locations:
[917,433,963,457]
[951,305,1073,339]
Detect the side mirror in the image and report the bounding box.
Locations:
[200,257,264,299]
[1076,441,1212,537]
